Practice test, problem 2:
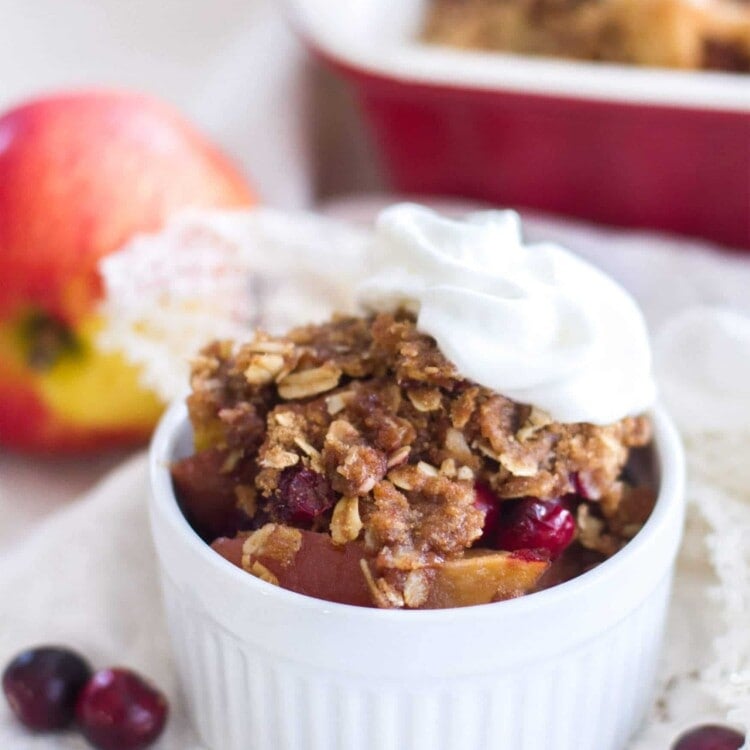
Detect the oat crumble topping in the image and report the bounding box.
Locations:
[175,310,654,609]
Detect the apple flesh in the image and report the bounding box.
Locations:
[171,449,254,542]
[212,529,375,608]
[421,550,549,609]
[212,527,550,609]
[0,91,254,452]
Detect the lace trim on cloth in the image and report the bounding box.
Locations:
[98,208,368,401]
[634,308,750,744]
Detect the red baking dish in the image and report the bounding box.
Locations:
[287,0,750,249]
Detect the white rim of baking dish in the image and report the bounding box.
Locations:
[284,0,750,113]
[150,398,685,625]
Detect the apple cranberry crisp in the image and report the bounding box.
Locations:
[171,311,655,609]
[423,0,750,72]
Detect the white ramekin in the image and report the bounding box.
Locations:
[149,400,685,750]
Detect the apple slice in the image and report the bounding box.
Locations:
[211,535,247,568]
[171,450,251,542]
[421,550,550,609]
[212,526,374,608]
[213,527,549,610]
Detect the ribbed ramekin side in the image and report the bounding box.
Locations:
[159,570,672,750]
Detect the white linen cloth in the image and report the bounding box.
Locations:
[2,198,750,748]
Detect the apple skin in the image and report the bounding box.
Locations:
[0,91,255,453]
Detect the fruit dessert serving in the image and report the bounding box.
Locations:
[423,0,750,72]
[171,204,658,610]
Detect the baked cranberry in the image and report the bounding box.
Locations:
[276,467,335,526]
[672,725,745,750]
[473,483,502,544]
[494,497,575,560]
[76,668,167,750]
[2,646,91,731]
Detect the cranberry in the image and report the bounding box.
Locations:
[494,497,575,560]
[2,646,91,731]
[76,668,168,750]
[672,725,745,750]
[275,467,335,526]
[473,483,502,544]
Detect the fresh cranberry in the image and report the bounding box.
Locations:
[494,497,576,560]
[473,483,502,544]
[672,725,745,750]
[2,646,91,731]
[76,668,168,750]
[275,467,335,526]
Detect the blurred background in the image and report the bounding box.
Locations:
[2,0,746,241]
[0,0,388,207]
[0,0,379,207]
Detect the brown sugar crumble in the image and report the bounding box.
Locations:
[172,310,655,609]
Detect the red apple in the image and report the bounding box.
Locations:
[0,91,255,452]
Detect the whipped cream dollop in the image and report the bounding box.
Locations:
[357,204,656,425]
